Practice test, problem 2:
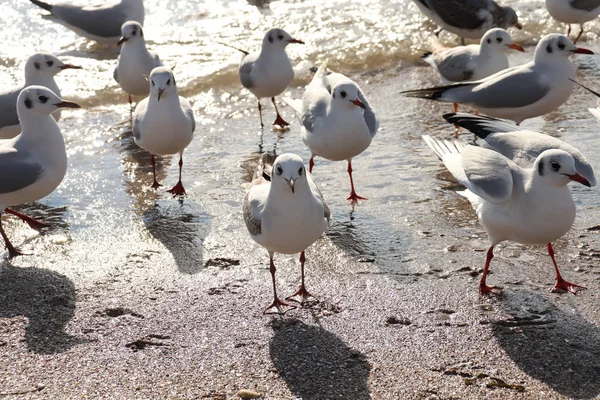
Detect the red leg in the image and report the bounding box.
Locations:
[167,154,186,196]
[574,24,584,44]
[151,154,162,189]
[567,24,572,37]
[453,102,458,113]
[257,100,264,129]
[548,243,585,293]
[264,252,296,315]
[286,251,318,305]
[480,246,502,295]
[0,214,23,258]
[271,97,289,128]
[4,208,48,231]
[346,160,368,203]
[309,156,315,173]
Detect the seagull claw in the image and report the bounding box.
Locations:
[285,285,319,306]
[263,297,296,315]
[551,277,586,294]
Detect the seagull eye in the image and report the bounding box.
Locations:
[298,167,303,175]
[558,42,565,50]
[278,34,284,40]
[496,37,502,43]
[167,79,171,85]
[550,161,560,171]
[38,95,48,103]
[46,61,54,67]
[151,80,155,86]
[340,90,346,98]
[276,165,283,175]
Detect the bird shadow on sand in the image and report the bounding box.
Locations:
[269,318,371,400]
[491,291,600,399]
[0,264,83,354]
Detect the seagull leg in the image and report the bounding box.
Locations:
[574,24,584,44]
[480,246,502,295]
[0,214,23,258]
[271,97,290,128]
[567,24,572,37]
[4,208,48,231]
[548,243,585,293]
[167,153,186,196]
[346,160,368,203]
[286,251,319,305]
[258,100,264,129]
[264,252,296,315]
[309,155,315,173]
[151,154,162,189]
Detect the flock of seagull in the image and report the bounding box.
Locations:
[3,0,600,314]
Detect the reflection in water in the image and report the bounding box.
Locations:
[492,292,600,399]
[270,318,371,399]
[9,202,70,232]
[0,265,82,354]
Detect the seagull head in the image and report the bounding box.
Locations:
[118,21,144,46]
[332,82,365,110]
[271,153,307,194]
[498,6,521,30]
[480,28,524,53]
[535,149,591,188]
[262,28,304,51]
[17,86,81,117]
[148,67,177,101]
[534,34,594,63]
[24,53,82,80]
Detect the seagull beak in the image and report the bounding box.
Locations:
[351,98,365,108]
[117,37,128,46]
[59,64,83,70]
[54,101,81,109]
[288,38,304,44]
[507,43,525,52]
[514,22,523,29]
[157,88,165,101]
[572,47,594,54]
[566,173,591,187]
[287,177,295,193]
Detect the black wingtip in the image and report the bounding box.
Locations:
[262,171,271,182]
[29,0,53,12]
[421,51,432,59]
[441,113,495,139]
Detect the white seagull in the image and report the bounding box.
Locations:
[546,0,600,43]
[0,86,80,258]
[230,28,304,129]
[423,135,591,295]
[443,112,596,186]
[412,0,521,43]
[287,67,379,203]
[29,0,144,46]
[243,153,330,314]
[403,34,594,125]
[114,21,162,105]
[0,52,81,139]
[132,67,195,195]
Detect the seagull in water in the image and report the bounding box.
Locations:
[0,52,81,139]
[287,67,379,203]
[132,67,195,195]
[28,0,144,46]
[412,0,521,44]
[403,34,594,125]
[243,153,330,314]
[114,21,162,106]
[228,28,304,129]
[546,0,600,43]
[0,86,80,258]
[423,135,591,295]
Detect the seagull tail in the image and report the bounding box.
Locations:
[29,0,53,12]
[443,113,519,139]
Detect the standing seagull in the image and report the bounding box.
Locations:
[243,153,330,314]
[423,136,591,294]
[0,86,80,258]
[288,67,379,203]
[114,21,162,106]
[412,0,521,43]
[403,34,593,125]
[29,0,144,46]
[0,52,81,139]
[234,28,304,129]
[132,67,195,195]
[546,0,600,44]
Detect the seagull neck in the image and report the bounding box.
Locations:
[24,72,55,87]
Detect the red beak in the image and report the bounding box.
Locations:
[514,22,523,29]
[566,173,591,187]
[59,64,83,70]
[157,88,164,101]
[572,47,594,54]
[54,101,81,109]
[351,98,365,108]
[507,43,525,52]
[288,38,304,44]
[117,37,128,46]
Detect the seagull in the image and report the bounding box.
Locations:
[243,153,330,314]
[0,52,81,139]
[0,86,80,258]
[229,28,304,129]
[567,79,600,122]
[443,112,596,186]
[132,67,195,195]
[114,21,162,105]
[402,34,594,125]
[286,67,379,203]
[546,0,600,44]
[28,0,144,46]
[412,0,521,44]
[423,135,591,295]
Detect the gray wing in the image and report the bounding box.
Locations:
[132,98,148,141]
[570,0,600,12]
[0,148,43,194]
[49,3,129,38]
[243,188,263,236]
[426,0,491,29]
[357,89,379,137]
[113,65,119,83]
[239,53,258,89]
[434,51,476,82]
[0,86,21,129]
[180,97,196,134]
[308,174,330,223]
[301,97,327,132]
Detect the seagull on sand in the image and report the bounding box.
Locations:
[546,0,600,43]
[28,0,144,46]
[423,135,591,295]
[0,86,80,258]
[243,153,330,314]
[132,67,195,195]
[403,34,593,125]
[0,52,81,139]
